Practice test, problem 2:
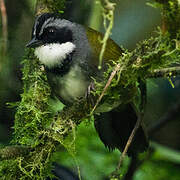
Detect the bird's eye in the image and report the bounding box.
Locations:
[43,27,57,38]
[48,28,55,34]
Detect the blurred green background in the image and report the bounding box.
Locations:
[0,0,180,179]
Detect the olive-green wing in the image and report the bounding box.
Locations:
[85,26,123,67]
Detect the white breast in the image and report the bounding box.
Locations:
[56,65,89,103]
[34,42,76,68]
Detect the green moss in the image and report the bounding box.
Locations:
[38,0,66,13]
[152,0,180,38]
[0,49,56,179]
[12,49,53,146]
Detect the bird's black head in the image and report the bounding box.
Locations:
[26,13,73,47]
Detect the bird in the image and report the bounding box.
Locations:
[26,13,148,156]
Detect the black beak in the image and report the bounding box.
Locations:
[26,37,43,48]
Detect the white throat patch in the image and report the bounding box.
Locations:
[34,42,76,68]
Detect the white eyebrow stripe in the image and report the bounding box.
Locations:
[33,21,39,36]
[39,17,55,36]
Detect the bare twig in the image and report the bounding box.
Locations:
[91,63,121,114]
[110,112,144,179]
[117,113,144,170]
[147,66,180,79]
[0,0,8,65]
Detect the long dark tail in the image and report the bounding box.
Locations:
[94,103,148,156]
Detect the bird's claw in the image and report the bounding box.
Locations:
[85,82,96,106]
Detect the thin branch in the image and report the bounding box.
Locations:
[117,113,144,170]
[91,63,121,114]
[147,66,180,79]
[0,0,8,60]
[110,112,144,178]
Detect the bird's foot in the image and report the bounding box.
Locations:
[85,82,96,106]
